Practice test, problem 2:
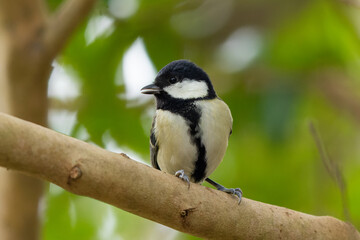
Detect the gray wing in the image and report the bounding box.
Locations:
[150,118,160,170]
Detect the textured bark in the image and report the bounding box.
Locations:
[0,0,97,239]
[0,113,358,240]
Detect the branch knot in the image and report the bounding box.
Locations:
[67,165,82,185]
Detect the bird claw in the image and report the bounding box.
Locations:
[205,178,242,204]
[218,186,243,204]
[175,169,190,189]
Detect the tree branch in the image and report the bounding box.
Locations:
[44,0,97,59]
[0,113,358,240]
[0,1,49,239]
[0,1,98,239]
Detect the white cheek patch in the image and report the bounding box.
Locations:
[164,79,209,99]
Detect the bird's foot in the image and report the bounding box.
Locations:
[217,186,243,204]
[205,178,242,204]
[175,169,190,189]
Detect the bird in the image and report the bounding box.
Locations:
[141,59,242,202]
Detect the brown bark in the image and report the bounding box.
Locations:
[0,0,97,239]
[0,2,48,239]
[0,113,358,240]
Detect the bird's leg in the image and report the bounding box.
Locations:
[175,169,190,188]
[205,178,242,204]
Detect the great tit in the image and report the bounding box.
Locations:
[141,60,242,202]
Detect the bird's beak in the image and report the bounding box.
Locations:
[141,83,162,94]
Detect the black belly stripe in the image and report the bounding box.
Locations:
[191,131,207,183]
[156,97,207,183]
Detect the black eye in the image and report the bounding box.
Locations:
[169,77,177,84]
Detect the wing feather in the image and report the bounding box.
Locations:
[150,117,160,170]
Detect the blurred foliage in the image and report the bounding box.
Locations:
[43,0,360,239]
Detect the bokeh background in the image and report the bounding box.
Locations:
[44,0,360,239]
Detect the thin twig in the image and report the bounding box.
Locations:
[309,121,351,222]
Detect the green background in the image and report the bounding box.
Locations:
[44,0,360,239]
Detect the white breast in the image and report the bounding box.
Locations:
[154,110,198,177]
[196,99,233,178]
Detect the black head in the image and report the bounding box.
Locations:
[141,60,217,100]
